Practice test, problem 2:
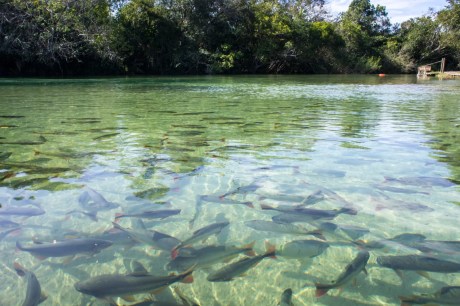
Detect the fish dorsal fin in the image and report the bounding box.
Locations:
[134,219,147,231]
[129,261,149,276]
[151,230,169,240]
[416,271,432,280]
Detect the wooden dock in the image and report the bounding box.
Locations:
[417,58,460,78]
[444,71,460,77]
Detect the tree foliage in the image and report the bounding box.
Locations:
[0,0,118,75]
[0,0,459,75]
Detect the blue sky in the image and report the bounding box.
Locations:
[328,0,447,23]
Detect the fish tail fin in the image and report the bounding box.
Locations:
[181,274,194,284]
[179,264,195,283]
[315,284,329,298]
[260,203,274,210]
[13,262,27,276]
[264,241,277,259]
[243,241,256,256]
[171,246,180,259]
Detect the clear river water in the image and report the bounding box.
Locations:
[1,75,459,305]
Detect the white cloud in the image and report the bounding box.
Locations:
[327,0,447,23]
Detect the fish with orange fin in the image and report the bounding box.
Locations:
[74,261,195,304]
[315,250,369,297]
[14,262,47,306]
[166,242,255,272]
[112,220,181,252]
[206,241,276,282]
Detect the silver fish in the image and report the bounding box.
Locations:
[112,221,181,252]
[14,262,47,306]
[272,207,355,224]
[206,243,276,282]
[0,206,45,217]
[399,286,460,305]
[315,250,370,297]
[166,243,255,272]
[414,240,460,254]
[74,264,194,303]
[220,183,260,198]
[278,239,329,259]
[259,193,310,204]
[384,176,455,187]
[16,238,112,259]
[172,221,230,258]
[354,233,426,250]
[199,195,254,208]
[318,222,369,241]
[79,187,119,212]
[115,209,181,221]
[377,255,460,273]
[373,184,430,195]
[260,203,305,214]
[244,220,323,239]
[373,192,433,213]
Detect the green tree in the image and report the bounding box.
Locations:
[0,0,118,75]
[437,0,460,67]
[397,16,441,69]
[113,0,182,74]
[337,0,391,72]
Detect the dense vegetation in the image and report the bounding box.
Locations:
[1,0,459,76]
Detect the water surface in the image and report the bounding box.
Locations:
[1,75,459,305]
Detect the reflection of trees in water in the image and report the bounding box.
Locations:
[337,97,380,138]
[424,96,460,183]
[0,78,324,191]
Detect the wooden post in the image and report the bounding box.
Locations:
[441,58,446,73]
